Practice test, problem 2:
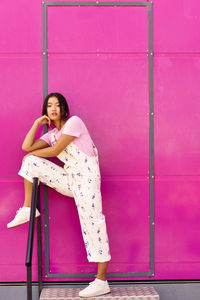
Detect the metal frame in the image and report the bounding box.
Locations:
[42,1,154,278]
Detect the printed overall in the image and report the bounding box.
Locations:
[18,128,111,262]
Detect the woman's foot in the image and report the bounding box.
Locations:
[7,206,40,229]
[79,278,110,298]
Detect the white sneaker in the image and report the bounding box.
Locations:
[7,207,40,229]
[79,278,110,298]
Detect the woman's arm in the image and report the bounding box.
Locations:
[22,116,50,152]
[27,134,75,158]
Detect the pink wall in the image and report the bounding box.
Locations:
[1,0,200,282]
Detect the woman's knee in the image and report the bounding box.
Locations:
[23,155,44,165]
[21,155,34,167]
[22,155,45,175]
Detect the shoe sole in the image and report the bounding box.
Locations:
[7,214,40,229]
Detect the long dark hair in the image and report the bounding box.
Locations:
[42,93,70,123]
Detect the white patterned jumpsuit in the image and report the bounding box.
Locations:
[18,127,111,263]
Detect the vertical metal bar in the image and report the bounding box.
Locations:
[26,178,39,266]
[42,1,50,278]
[148,2,155,277]
[44,185,50,278]
[27,266,32,300]
[43,1,48,100]
[26,177,39,300]
[37,185,43,297]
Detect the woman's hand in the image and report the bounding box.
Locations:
[34,115,51,127]
[21,115,51,152]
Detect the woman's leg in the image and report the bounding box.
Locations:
[73,180,111,264]
[7,155,73,228]
[96,261,109,281]
[72,175,111,297]
[23,178,33,207]
[79,260,110,297]
[7,177,39,228]
[18,155,73,197]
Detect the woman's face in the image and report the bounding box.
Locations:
[47,96,61,121]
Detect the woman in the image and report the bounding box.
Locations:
[7,92,111,297]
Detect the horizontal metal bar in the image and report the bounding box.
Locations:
[2,279,200,286]
[44,1,152,7]
[46,272,153,278]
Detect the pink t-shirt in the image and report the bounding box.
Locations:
[40,115,95,156]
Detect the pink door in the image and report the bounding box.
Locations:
[44,3,151,280]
